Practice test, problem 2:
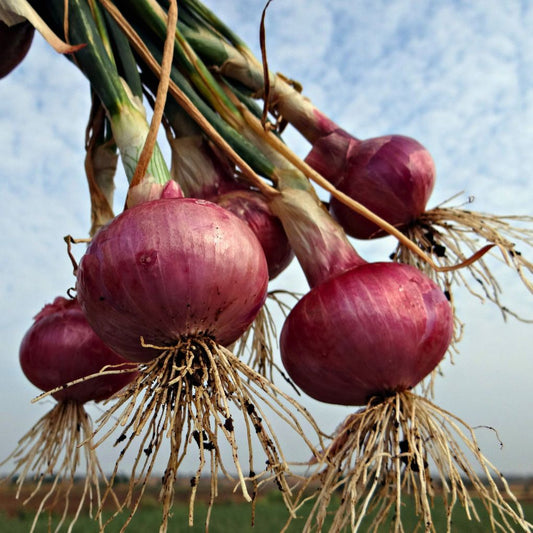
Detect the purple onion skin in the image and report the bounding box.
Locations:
[77,197,269,363]
[305,116,435,239]
[280,263,453,406]
[0,21,35,78]
[19,297,137,403]
[216,190,294,280]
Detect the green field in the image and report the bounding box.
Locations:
[2,484,532,532]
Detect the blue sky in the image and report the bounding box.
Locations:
[0,0,532,478]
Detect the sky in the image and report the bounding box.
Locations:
[0,0,532,487]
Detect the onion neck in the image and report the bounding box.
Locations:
[165,101,247,199]
[304,125,363,187]
[259,81,365,188]
[269,83,339,144]
[269,171,366,288]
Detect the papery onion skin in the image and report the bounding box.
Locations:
[216,189,294,280]
[19,297,137,403]
[305,115,435,240]
[77,197,269,362]
[280,262,453,406]
[0,20,35,78]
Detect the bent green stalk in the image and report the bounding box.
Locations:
[29,0,170,185]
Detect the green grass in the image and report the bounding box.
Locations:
[3,491,533,532]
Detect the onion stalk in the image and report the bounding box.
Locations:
[30,0,171,196]
[0,0,84,54]
[100,0,442,277]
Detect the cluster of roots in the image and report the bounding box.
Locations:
[284,391,531,533]
[392,202,533,324]
[91,336,322,532]
[5,279,531,533]
[0,401,112,533]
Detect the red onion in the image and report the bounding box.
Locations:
[216,189,294,279]
[259,90,436,240]
[76,196,269,362]
[305,125,435,240]
[280,262,453,405]
[19,296,136,403]
[73,194,317,531]
[0,20,34,78]
[11,296,136,531]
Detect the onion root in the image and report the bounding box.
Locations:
[284,391,531,532]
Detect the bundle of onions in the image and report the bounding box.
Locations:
[8,3,529,532]
[269,186,530,532]
[0,296,137,532]
[75,184,321,531]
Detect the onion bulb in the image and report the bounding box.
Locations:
[277,231,528,532]
[20,296,136,402]
[305,128,435,239]
[3,296,137,532]
[77,197,268,362]
[280,262,453,405]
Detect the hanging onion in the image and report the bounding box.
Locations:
[3,296,136,533]
[75,193,318,531]
[306,129,435,239]
[270,184,528,532]
[280,262,453,405]
[20,296,135,402]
